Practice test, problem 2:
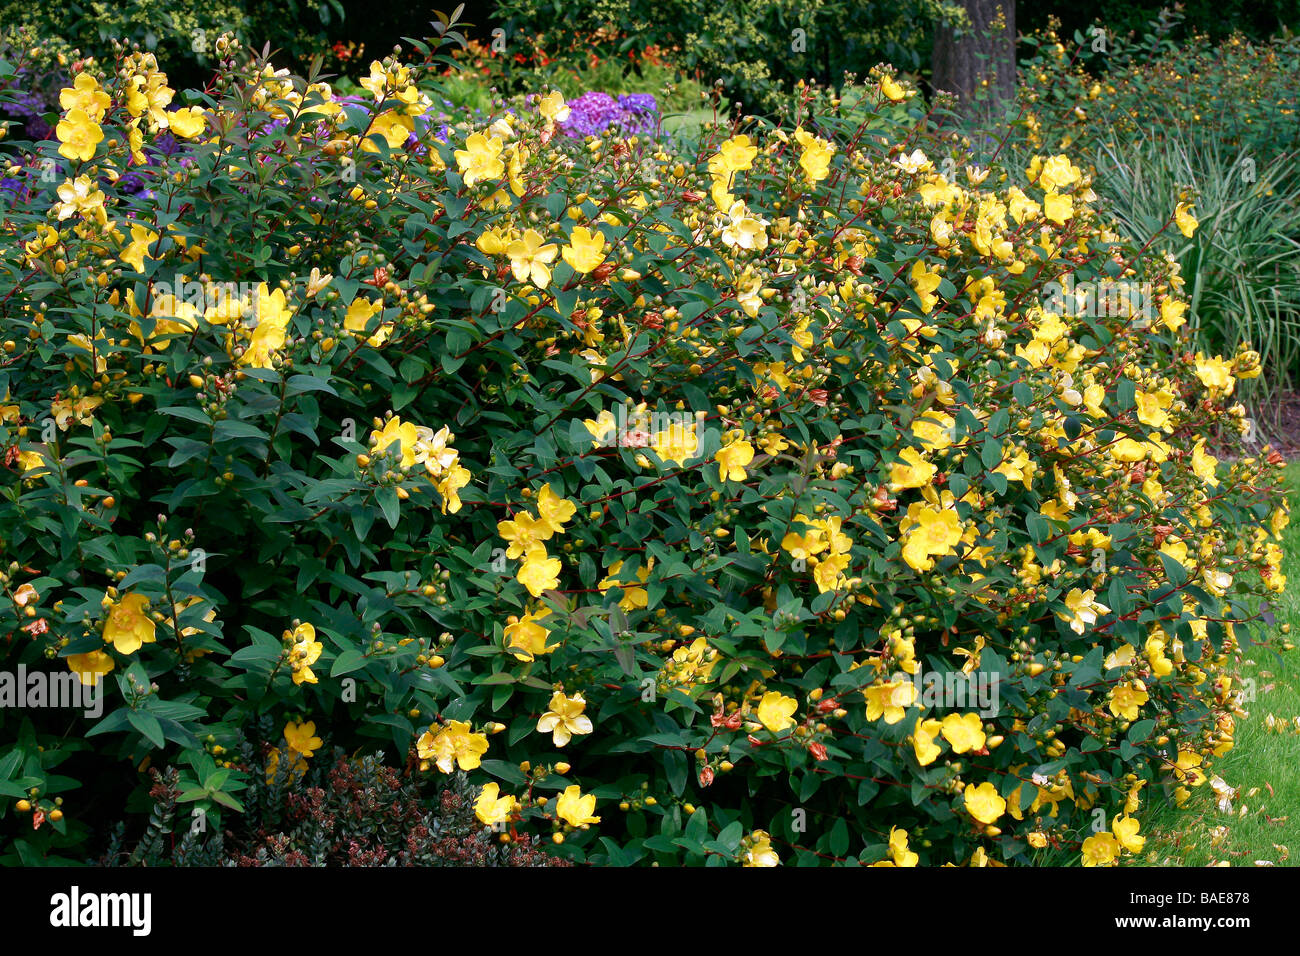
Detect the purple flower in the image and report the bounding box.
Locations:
[558,92,660,139]
[560,92,622,138]
[116,172,146,195]
[615,93,659,136]
[154,132,181,157]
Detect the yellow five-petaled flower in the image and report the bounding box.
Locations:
[537,690,593,747]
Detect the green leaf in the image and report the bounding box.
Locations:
[330,649,367,676]
[376,487,401,529]
[127,711,166,749]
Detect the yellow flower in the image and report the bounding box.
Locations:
[742,830,779,866]
[1112,815,1145,853]
[417,720,489,772]
[889,446,936,491]
[140,294,201,342]
[710,176,735,210]
[284,720,323,758]
[505,607,554,662]
[1080,831,1120,866]
[286,622,323,685]
[51,395,103,430]
[887,826,919,866]
[306,267,334,298]
[475,782,519,826]
[864,680,915,724]
[812,551,855,593]
[893,148,931,174]
[507,228,559,288]
[900,503,962,571]
[880,75,908,101]
[650,422,699,466]
[55,108,104,162]
[716,438,755,482]
[54,175,107,223]
[370,416,425,469]
[555,785,600,827]
[1159,297,1188,331]
[360,60,397,97]
[794,127,835,184]
[598,559,650,609]
[664,637,718,687]
[1108,680,1149,720]
[538,90,570,123]
[239,285,292,368]
[1043,191,1074,225]
[719,201,770,251]
[561,225,607,274]
[756,691,798,732]
[536,483,576,535]
[167,106,208,139]
[126,72,175,125]
[1036,155,1080,191]
[940,712,986,754]
[67,650,115,686]
[127,122,146,164]
[536,690,594,747]
[963,781,1006,824]
[1134,389,1172,431]
[1107,642,1138,671]
[23,223,59,261]
[1145,636,1174,678]
[909,261,942,313]
[1272,503,1291,538]
[454,132,505,187]
[476,226,513,257]
[361,110,414,151]
[344,296,391,347]
[1175,201,1198,238]
[59,74,110,122]
[517,547,562,597]
[913,717,944,765]
[16,449,52,476]
[498,512,553,560]
[911,411,954,451]
[103,592,156,655]
[1194,353,1234,394]
[1191,439,1219,486]
[119,223,160,273]
[713,135,758,174]
[1173,749,1206,787]
[1109,437,1147,462]
[1059,588,1110,635]
[800,139,835,184]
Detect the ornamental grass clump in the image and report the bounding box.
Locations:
[0,24,1287,866]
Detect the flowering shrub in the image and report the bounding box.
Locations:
[493,0,964,114]
[0,26,1288,866]
[991,15,1300,412]
[0,0,343,88]
[1013,14,1300,164]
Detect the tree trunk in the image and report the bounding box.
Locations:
[932,0,1017,126]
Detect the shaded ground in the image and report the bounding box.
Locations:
[1262,390,1300,459]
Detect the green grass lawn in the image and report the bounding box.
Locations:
[1136,462,1300,866]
